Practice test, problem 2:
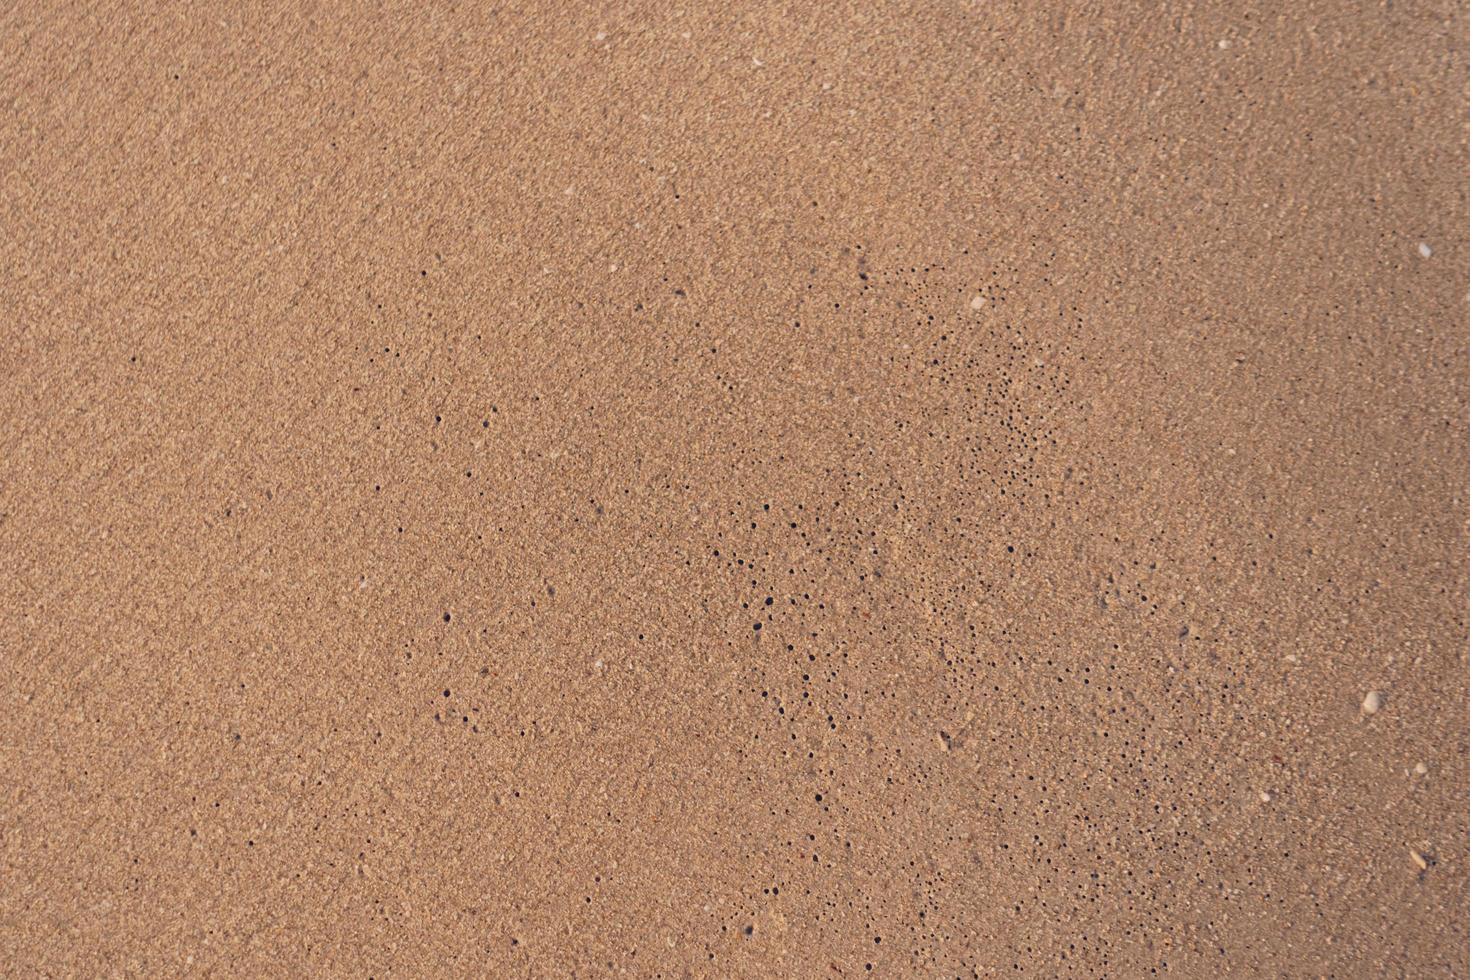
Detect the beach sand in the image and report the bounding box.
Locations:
[1,2,1466,975]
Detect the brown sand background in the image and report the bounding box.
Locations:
[2,1,1467,976]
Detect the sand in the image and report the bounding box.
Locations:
[1,1,1466,976]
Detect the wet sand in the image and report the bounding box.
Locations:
[1,2,1466,975]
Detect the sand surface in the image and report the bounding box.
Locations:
[2,2,1467,975]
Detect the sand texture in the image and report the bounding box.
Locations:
[2,1,1467,976]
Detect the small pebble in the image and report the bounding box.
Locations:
[1259,790,1273,803]
[1414,762,1428,775]
[1410,849,1428,871]
[1418,242,1433,259]
[969,295,986,311]
[1362,690,1384,715]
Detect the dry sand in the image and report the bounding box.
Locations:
[1,2,1467,976]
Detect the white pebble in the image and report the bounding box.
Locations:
[1414,762,1428,775]
[1259,790,1273,803]
[1418,242,1433,258]
[1362,690,1384,714]
[969,295,986,311]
